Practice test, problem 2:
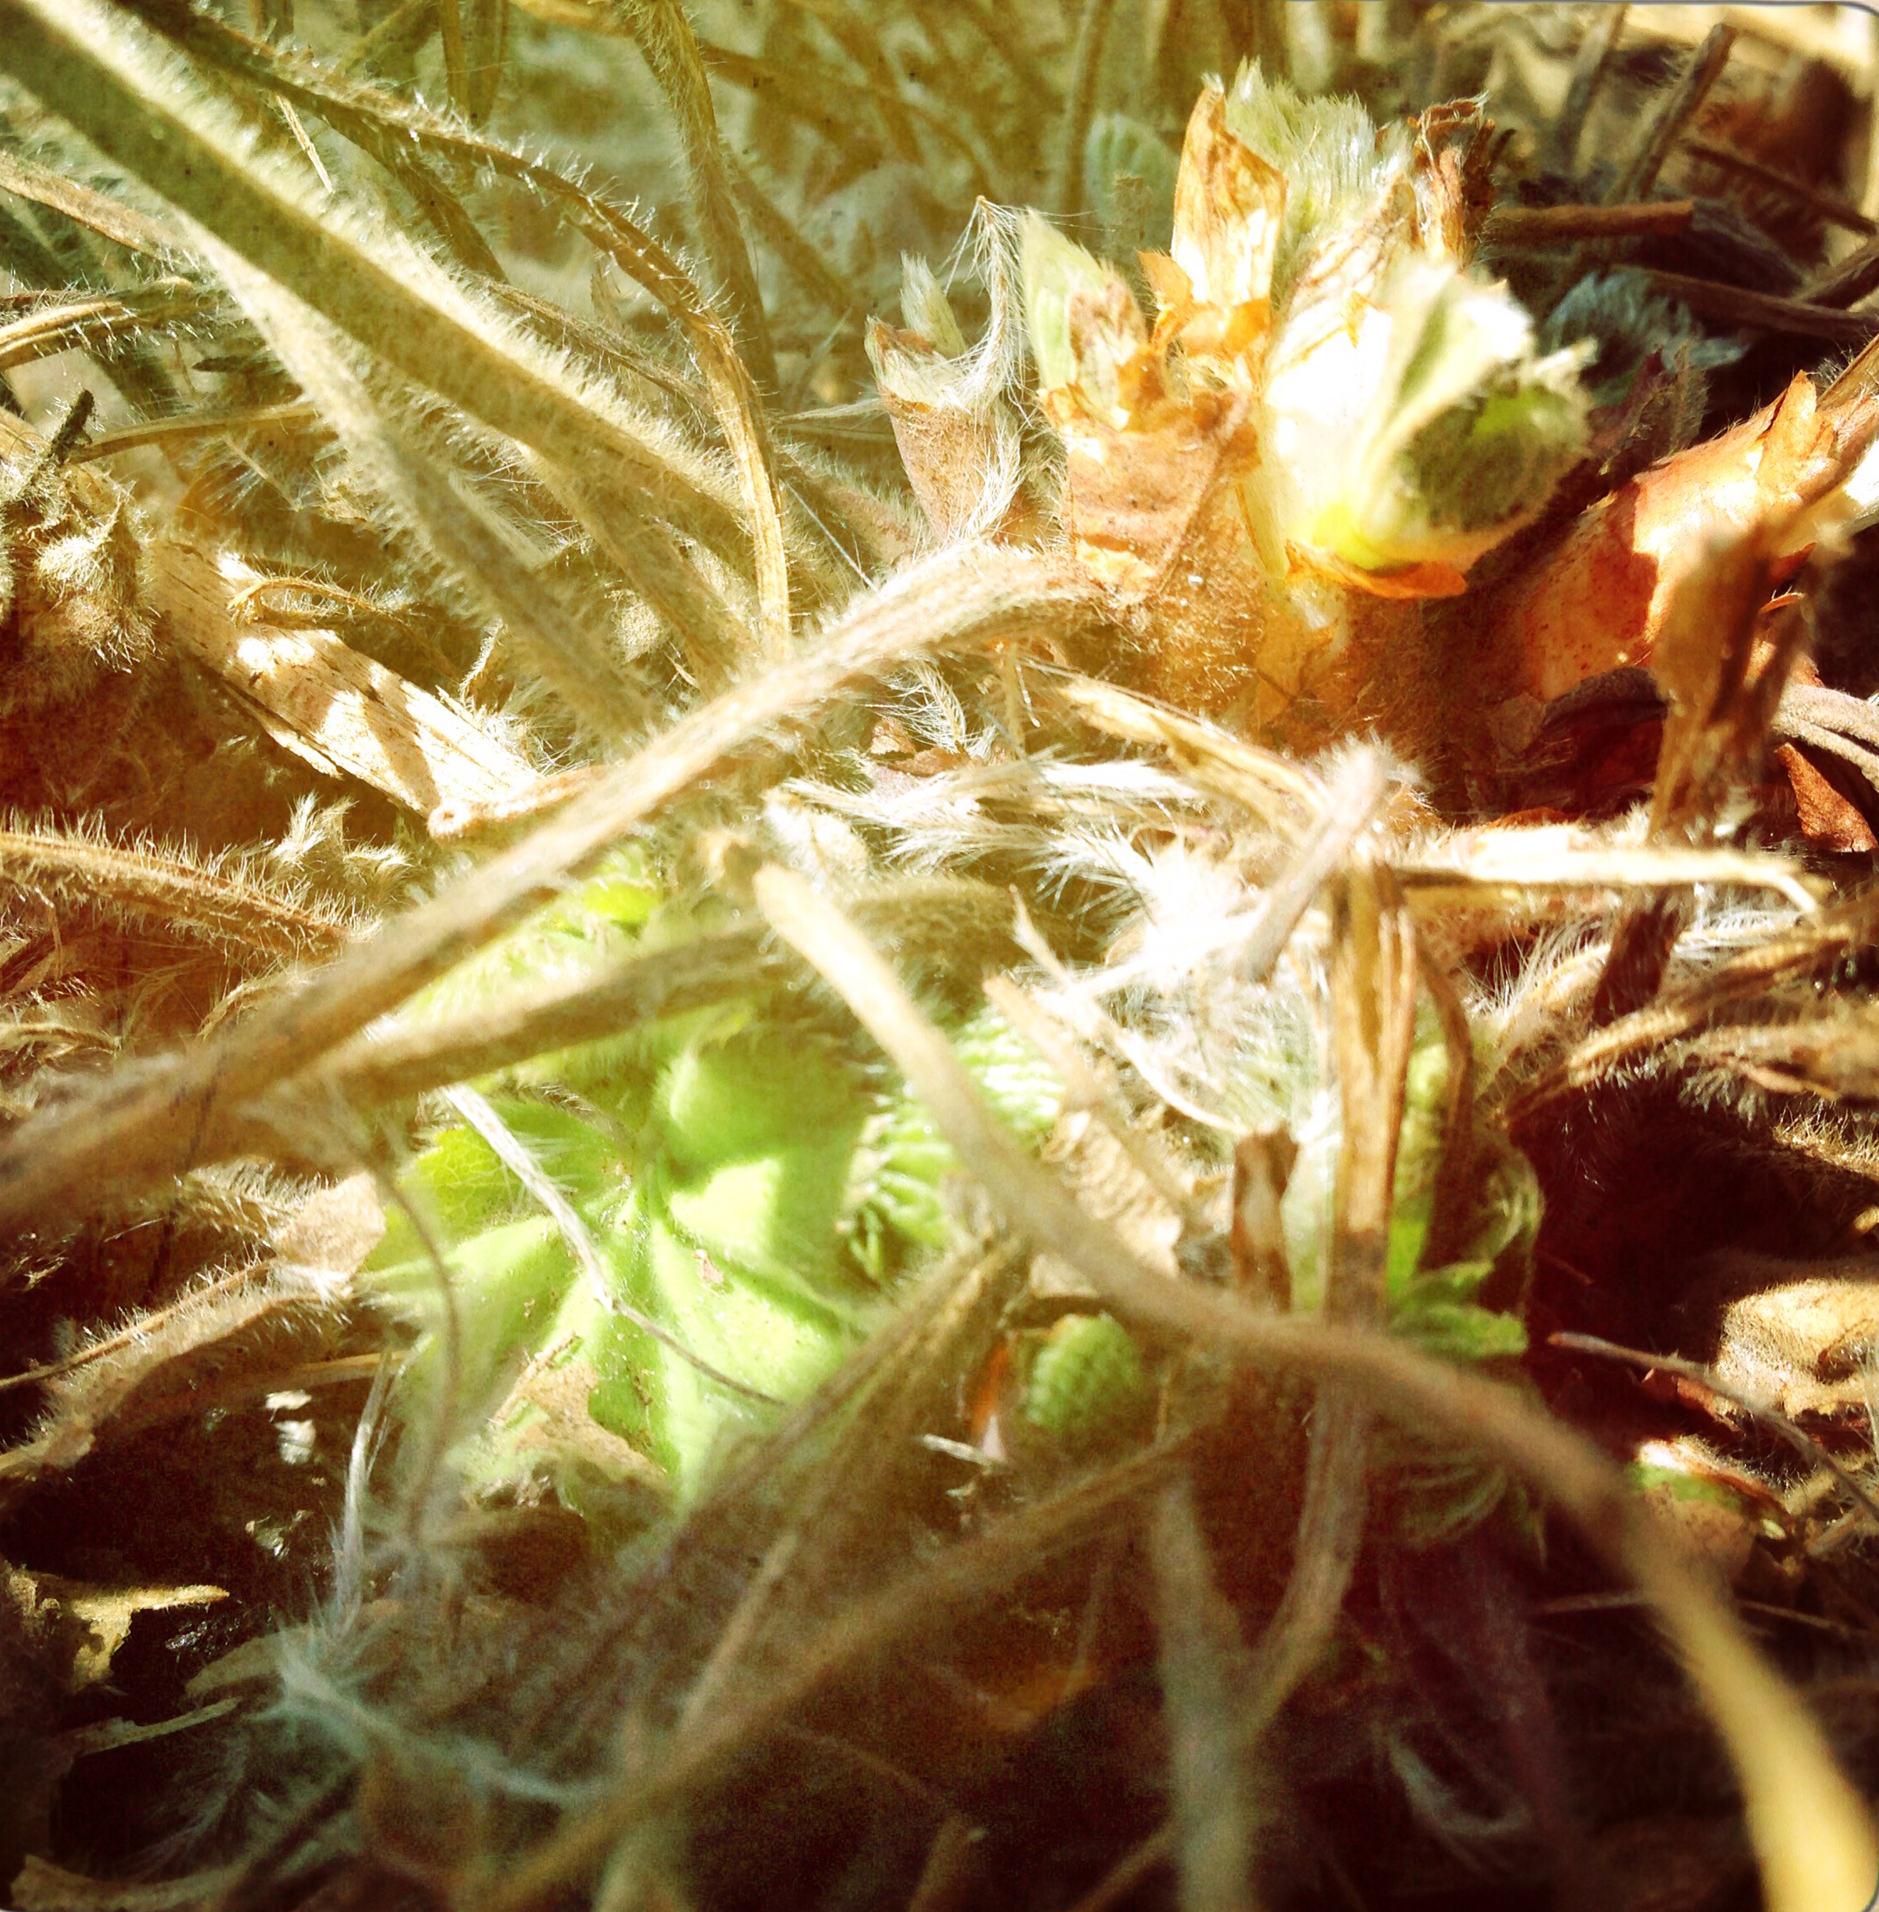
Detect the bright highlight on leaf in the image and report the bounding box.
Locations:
[364,876,1065,1505]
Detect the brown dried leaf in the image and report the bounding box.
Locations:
[153,542,545,834]
[0,433,156,714]
[272,1170,385,1273]
[1057,392,1250,594]
[2,1563,225,1692]
[1706,1270,1879,1423]
[1409,96,1495,260]
[1647,540,1797,834]
[865,319,1030,544]
[1773,741,1879,853]
[1167,82,1281,351]
[0,1175,375,1492]
[1481,372,1876,709]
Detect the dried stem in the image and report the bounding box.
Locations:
[747,865,1879,1912]
[1641,269,1879,345]
[1239,854,1416,1745]
[608,0,777,391]
[1685,137,1877,236]
[0,281,217,370]
[1613,22,1735,206]
[0,144,177,256]
[1151,1478,1262,1912]
[1547,1,1626,173]
[1484,199,1692,246]
[0,545,1095,1234]
[0,819,350,959]
[1506,888,1879,1119]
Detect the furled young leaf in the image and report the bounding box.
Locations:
[908,65,1592,750]
[1301,256,1589,589]
[1018,1311,1150,1444]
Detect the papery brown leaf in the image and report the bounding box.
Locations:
[864,319,1030,544]
[1479,373,1877,708]
[1681,1259,1879,1424]
[1056,393,1249,594]
[1166,83,1280,358]
[1773,742,1879,853]
[1408,97,1495,260]
[0,1176,376,1494]
[1647,540,1796,834]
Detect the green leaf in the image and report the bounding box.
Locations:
[1020,214,1145,412]
[1020,1313,1150,1443]
[1313,257,1589,575]
[1393,1290,1528,1362]
[656,1027,866,1173]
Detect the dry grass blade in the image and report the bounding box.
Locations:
[1676,1004,1879,1100]
[148,8,809,631]
[1685,136,1878,235]
[0,0,756,569]
[318,926,780,1107]
[1048,672,1323,828]
[1547,0,1627,170]
[204,238,652,742]
[1230,854,1415,1781]
[1050,0,1120,214]
[1613,21,1735,207]
[1394,834,1819,912]
[0,281,216,370]
[1641,269,1879,344]
[64,400,318,462]
[1507,886,1879,1120]
[751,862,1879,1912]
[1329,857,1418,1302]
[605,0,776,391]
[0,144,177,257]
[1484,199,1694,245]
[438,0,506,123]
[723,149,867,329]
[689,39,888,173]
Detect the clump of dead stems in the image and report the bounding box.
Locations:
[5,6,1879,1912]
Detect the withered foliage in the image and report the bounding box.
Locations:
[6,6,1879,1912]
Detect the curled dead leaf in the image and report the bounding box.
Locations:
[1479,373,1879,708]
